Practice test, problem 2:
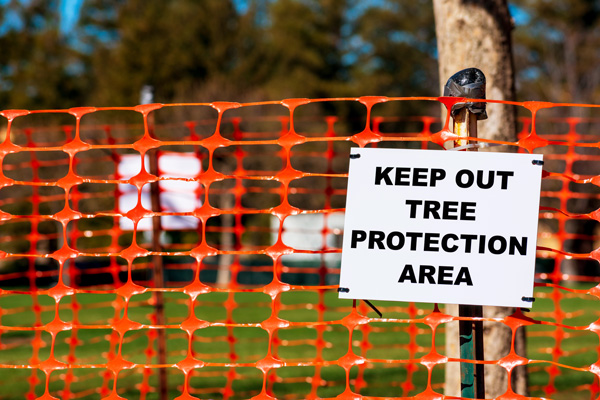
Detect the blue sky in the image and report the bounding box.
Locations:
[0,0,85,33]
[60,0,84,33]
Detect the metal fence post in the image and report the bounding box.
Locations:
[444,68,487,398]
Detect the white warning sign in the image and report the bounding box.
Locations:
[339,148,543,307]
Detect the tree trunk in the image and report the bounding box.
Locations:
[434,0,516,144]
[432,0,528,397]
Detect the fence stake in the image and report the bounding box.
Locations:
[445,68,487,399]
[142,85,169,400]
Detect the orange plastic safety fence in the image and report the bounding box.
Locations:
[0,97,598,400]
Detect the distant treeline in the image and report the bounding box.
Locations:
[0,0,598,112]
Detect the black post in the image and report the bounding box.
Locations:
[444,68,487,399]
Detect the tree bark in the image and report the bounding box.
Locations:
[434,0,516,144]
[432,0,528,397]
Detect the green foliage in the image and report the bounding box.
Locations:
[262,0,349,99]
[0,0,444,110]
[0,0,88,109]
[82,0,258,105]
[0,0,596,110]
[350,0,438,97]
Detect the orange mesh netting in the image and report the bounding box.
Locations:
[0,97,599,400]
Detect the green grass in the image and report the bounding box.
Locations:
[525,285,600,399]
[0,286,598,399]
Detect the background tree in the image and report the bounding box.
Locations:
[80,0,263,106]
[0,0,87,109]
[511,0,600,288]
[263,0,350,100]
[512,0,600,110]
[351,0,438,105]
